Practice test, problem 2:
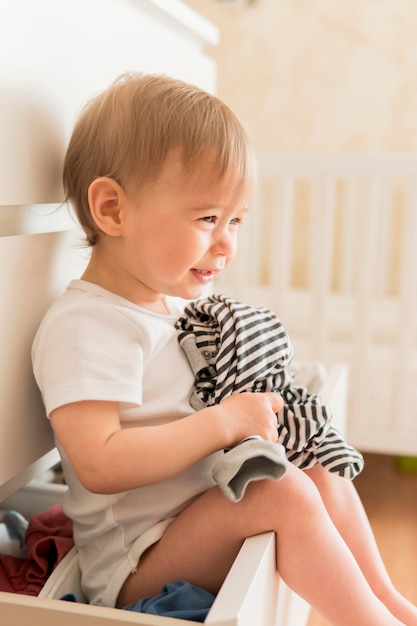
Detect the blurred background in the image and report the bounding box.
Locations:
[185,0,417,153]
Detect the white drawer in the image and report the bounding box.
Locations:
[1,532,293,626]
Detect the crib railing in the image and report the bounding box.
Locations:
[215,154,417,456]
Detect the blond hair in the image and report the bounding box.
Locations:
[63,72,255,246]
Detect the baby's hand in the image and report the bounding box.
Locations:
[218,391,283,446]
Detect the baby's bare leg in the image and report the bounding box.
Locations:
[117,464,403,625]
[305,464,417,625]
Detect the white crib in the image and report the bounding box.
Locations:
[216,153,417,458]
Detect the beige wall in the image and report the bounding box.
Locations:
[185,0,417,153]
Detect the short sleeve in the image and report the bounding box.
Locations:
[32,298,146,416]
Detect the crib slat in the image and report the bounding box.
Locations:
[339,177,357,294]
[348,174,381,432]
[246,182,263,290]
[393,177,417,430]
[269,175,295,321]
[375,179,392,297]
[308,176,336,359]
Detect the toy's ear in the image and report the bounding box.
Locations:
[88,177,125,236]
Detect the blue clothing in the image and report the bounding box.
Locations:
[123,580,215,622]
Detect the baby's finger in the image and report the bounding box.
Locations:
[266,392,284,414]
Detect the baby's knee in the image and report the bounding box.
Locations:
[252,463,324,518]
[282,464,323,506]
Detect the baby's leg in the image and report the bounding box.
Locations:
[117,463,403,625]
[305,464,417,625]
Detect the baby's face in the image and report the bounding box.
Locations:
[116,151,252,306]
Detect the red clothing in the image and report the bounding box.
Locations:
[0,504,73,596]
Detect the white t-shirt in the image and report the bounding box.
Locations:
[32,280,220,607]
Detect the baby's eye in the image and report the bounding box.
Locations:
[230,217,242,226]
[201,216,216,223]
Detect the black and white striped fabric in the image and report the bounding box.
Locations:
[176,294,364,479]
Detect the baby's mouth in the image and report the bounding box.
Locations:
[191,268,216,283]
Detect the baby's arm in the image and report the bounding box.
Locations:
[51,391,282,494]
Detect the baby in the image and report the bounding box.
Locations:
[32,72,417,625]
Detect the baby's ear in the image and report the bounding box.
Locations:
[88,177,125,236]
